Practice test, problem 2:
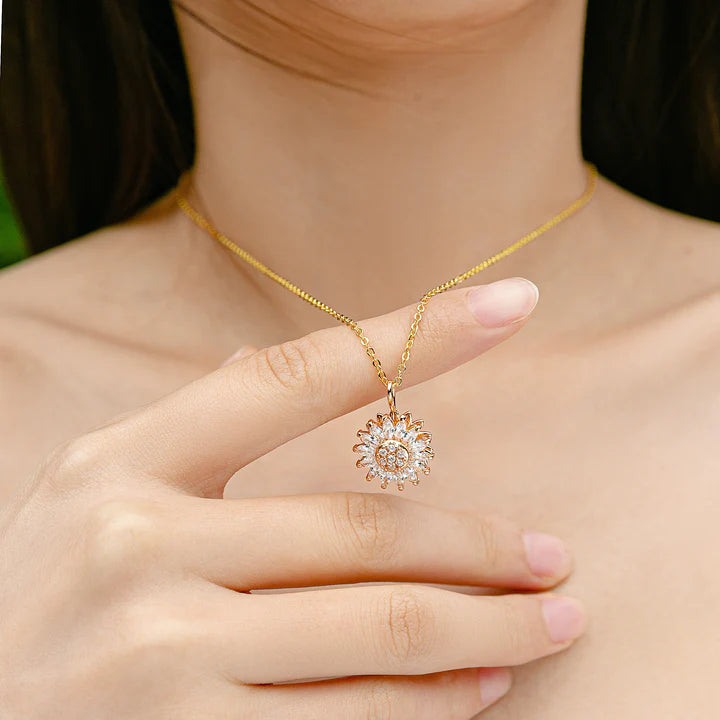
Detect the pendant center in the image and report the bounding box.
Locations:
[353,410,434,490]
[375,439,410,472]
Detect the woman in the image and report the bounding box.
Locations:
[0,1,718,717]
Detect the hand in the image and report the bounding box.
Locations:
[0,278,585,719]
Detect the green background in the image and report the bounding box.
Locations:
[0,183,26,268]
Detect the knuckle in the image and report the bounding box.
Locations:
[379,587,436,667]
[472,515,501,572]
[39,433,105,488]
[363,679,396,720]
[121,602,195,667]
[341,492,401,568]
[414,310,441,350]
[415,301,452,351]
[498,597,537,662]
[254,338,320,396]
[83,500,162,581]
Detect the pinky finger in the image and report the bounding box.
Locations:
[246,667,512,719]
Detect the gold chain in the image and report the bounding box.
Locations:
[177,163,598,389]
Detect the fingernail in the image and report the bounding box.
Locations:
[467,278,539,328]
[541,596,586,643]
[523,531,571,578]
[220,345,257,367]
[479,667,512,705]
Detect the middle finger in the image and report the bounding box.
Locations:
[210,583,586,684]
[165,492,572,591]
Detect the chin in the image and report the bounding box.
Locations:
[180,0,544,49]
[311,0,540,28]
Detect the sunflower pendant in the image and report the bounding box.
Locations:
[353,383,435,491]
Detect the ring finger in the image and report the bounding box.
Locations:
[210,584,586,684]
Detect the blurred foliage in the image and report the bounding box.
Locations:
[0,180,26,268]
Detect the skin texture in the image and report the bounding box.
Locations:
[0,0,719,717]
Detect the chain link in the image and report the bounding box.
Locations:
[177,163,598,389]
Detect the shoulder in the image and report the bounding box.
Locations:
[0,194,184,324]
[0,190,229,374]
[594,179,719,455]
[588,177,719,357]
[0,197,202,493]
[596,177,720,292]
[600,175,719,344]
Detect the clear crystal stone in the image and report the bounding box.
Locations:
[357,412,431,488]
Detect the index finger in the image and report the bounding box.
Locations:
[107,278,538,494]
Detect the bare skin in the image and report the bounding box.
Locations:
[1,0,719,717]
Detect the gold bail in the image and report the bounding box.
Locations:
[387,381,398,419]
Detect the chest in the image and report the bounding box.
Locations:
[227,349,720,718]
[11,334,720,717]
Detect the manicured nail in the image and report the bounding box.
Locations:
[220,345,257,367]
[541,596,586,643]
[479,667,512,705]
[523,531,571,578]
[467,278,539,328]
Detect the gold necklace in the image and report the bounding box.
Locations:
[177,163,598,491]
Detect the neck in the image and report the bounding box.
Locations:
[174,0,590,326]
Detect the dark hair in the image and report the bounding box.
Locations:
[1,1,719,254]
[0,2,194,253]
